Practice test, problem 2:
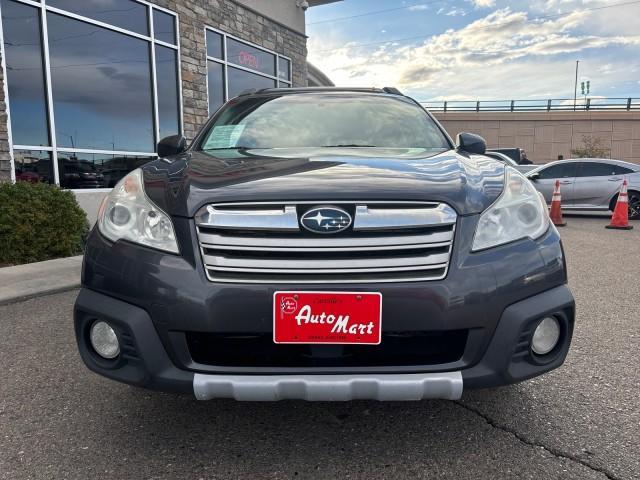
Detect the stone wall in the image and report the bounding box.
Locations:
[0,0,308,181]
[434,111,640,165]
[0,45,10,182]
[154,0,308,142]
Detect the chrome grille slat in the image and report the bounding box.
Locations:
[204,252,451,270]
[197,230,454,248]
[205,263,449,274]
[201,241,453,253]
[354,204,456,230]
[195,201,456,284]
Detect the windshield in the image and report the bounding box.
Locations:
[198,93,451,153]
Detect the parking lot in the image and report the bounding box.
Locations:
[0,217,638,480]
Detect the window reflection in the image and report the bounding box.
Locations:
[227,67,276,99]
[155,46,180,140]
[153,9,176,45]
[0,0,50,146]
[47,12,155,152]
[207,61,225,114]
[57,152,154,189]
[14,150,53,184]
[47,0,148,35]
[226,38,276,77]
[278,57,291,81]
[206,30,223,59]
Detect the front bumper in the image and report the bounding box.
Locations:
[74,283,575,401]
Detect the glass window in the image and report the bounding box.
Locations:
[199,94,451,151]
[278,57,291,82]
[57,152,154,189]
[14,150,53,184]
[47,13,154,152]
[206,30,223,59]
[47,0,148,35]
[613,165,634,175]
[537,163,578,179]
[227,67,276,99]
[207,61,225,114]
[1,0,49,146]
[226,38,276,76]
[577,162,618,177]
[153,9,175,45]
[155,45,180,141]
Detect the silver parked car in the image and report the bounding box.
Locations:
[526,158,640,219]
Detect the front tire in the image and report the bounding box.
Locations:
[629,190,640,220]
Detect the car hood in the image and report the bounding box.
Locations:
[141,148,505,217]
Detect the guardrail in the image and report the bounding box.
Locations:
[420,97,640,112]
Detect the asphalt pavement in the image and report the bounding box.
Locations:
[1,217,638,480]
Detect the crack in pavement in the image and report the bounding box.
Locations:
[454,401,622,480]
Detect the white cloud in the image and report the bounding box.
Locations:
[408,4,430,11]
[308,7,640,100]
[468,0,496,7]
[445,8,467,16]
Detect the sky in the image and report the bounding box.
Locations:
[306,0,640,103]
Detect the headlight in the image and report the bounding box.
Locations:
[97,169,179,253]
[472,167,549,251]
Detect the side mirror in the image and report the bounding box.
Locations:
[456,132,487,155]
[157,135,187,157]
[528,172,540,181]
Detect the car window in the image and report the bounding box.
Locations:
[198,93,451,152]
[576,163,618,177]
[613,165,634,175]
[537,163,577,179]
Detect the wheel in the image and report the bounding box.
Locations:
[629,190,640,220]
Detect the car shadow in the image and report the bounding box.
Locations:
[93,382,534,475]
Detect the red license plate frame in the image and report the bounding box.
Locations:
[273,291,382,345]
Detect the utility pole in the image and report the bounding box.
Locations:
[573,60,579,111]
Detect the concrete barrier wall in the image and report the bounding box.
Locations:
[433,111,640,165]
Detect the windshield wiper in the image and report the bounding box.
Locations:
[201,146,255,151]
[321,144,378,148]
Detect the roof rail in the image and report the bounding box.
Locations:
[382,87,403,95]
[237,88,259,97]
[235,87,406,97]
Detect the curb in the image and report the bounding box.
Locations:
[0,255,83,306]
[0,283,81,307]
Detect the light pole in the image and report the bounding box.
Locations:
[573,60,579,111]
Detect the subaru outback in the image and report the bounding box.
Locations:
[74,88,575,401]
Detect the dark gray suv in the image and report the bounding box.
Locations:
[74,88,575,401]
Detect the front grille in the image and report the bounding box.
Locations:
[195,201,457,283]
[186,330,468,367]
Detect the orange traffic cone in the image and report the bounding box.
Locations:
[549,180,566,227]
[606,179,633,230]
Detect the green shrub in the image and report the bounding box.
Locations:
[0,182,89,265]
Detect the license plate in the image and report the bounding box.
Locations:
[273,291,382,345]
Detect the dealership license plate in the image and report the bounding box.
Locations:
[273,291,382,345]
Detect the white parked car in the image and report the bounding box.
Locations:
[526,158,640,219]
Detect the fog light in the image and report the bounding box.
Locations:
[531,317,561,355]
[90,321,120,359]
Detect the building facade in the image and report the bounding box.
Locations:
[0,0,337,217]
[433,111,640,165]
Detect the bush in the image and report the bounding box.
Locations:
[0,182,89,265]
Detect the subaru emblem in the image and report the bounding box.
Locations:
[300,206,352,234]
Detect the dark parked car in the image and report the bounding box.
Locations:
[489,147,531,164]
[484,150,538,174]
[75,88,574,401]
